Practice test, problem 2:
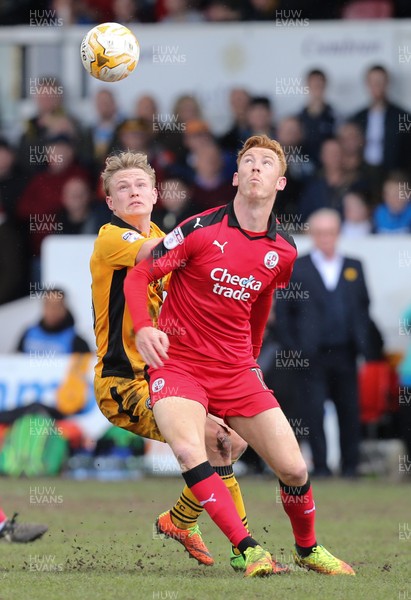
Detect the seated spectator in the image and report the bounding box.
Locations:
[298,69,336,166]
[86,88,124,175]
[277,116,315,180]
[173,93,204,124]
[159,0,205,22]
[134,94,159,122]
[219,87,251,153]
[168,119,216,181]
[341,189,373,237]
[341,0,394,18]
[111,0,155,22]
[336,121,375,200]
[16,288,90,355]
[298,138,354,222]
[190,140,236,212]
[204,0,242,20]
[0,137,27,223]
[155,93,204,161]
[9,288,92,438]
[275,115,315,218]
[274,1,343,19]
[240,0,278,20]
[373,172,411,234]
[18,76,90,174]
[245,96,276,138]
[58,177,110,235]
[153,177,196,233]
[0,198,26,304]
[109,117,153,155]
[16,133,90,281]
[134,94,166,153]
[349,65,411,185]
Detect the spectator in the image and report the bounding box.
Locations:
[246,96,276,138]
[190,140,236,212]
[340,189,373,237]
[11,288,92,429]
[86,88,124,175]
[336,121,375,200]
[58,177,110,235]
[111,0,155,22]
[172,93,204,125]
[18,76,90,174]
[159,0,205,22]
[341,0,394,19]
[275,208,372,478]
[298,69,336,166]
[0,138,27,223]
[109,117,153,155]
[350,65,411,187]
[219,87,251,153]
[0,199,26,304]
[204,0,242,20]
[240,0,278,20]
[16,133,90,280]
[275,116,315,219]
[134,94,165,152]
[275,1,343,19]
[156,93,204,160]
[373,172,411,233]
[153,177,195,233]
[16,288,90,355]
[134,94,159,122]
[169,119,216,181]
[298,138,354,222]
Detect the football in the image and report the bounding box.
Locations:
[80,22,140,82]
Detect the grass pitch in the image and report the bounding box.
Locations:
[1,476,409,600]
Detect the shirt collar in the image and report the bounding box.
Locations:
[225,201,277,240]
[311,248,342,265]
[111,214,143,234]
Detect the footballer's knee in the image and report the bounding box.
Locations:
[230,431,248,463]
[171,441,208,473]
[276,460,308,487]
[205,421,232,465]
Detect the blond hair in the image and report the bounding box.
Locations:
[237,135,287,176]
[101,151,156,195]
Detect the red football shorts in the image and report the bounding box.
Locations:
[147,359,280,422]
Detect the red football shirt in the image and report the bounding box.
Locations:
[125,201,297,366]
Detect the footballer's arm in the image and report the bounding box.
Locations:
[134,238,164,264]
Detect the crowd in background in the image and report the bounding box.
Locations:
[1,61,411,304]
[1,0,411,25]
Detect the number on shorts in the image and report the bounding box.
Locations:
[250,367,268,390]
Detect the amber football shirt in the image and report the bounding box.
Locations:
[90,215,165,379]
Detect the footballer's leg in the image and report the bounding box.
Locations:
[153,395,273,577]
[157,416,247,566]
[228,408,355,576]
[96,375,214,565]
[96,375,251,568]
[203,415,252,571]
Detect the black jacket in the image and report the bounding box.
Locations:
[275,254,371,360]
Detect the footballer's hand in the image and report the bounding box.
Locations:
[136,327,169,368]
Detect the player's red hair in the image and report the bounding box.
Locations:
[237,135,287,176]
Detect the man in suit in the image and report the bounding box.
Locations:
[275,208,372,478]
[350,65,411,202]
